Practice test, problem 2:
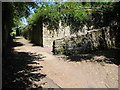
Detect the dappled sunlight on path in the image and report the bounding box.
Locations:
[3,36,118,88]
[3,51,46,89]
[3,37,60,89]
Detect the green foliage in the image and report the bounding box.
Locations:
[27,2,92,31]
[3,2,38,28]
[20,26,29,39]
[26,2,119,33]
[11,31,16,36]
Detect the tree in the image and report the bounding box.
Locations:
[2,2,38,58]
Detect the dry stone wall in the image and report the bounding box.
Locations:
[29,19,43,46]
[27,19,116,55]
[43,21,71,47]
[27,20,71,47]
[53,27,116,55]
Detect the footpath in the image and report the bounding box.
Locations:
[5,36,118,89]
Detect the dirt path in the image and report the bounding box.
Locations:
[13,37,118,88]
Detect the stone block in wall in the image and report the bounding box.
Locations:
[43,21,71,47]
[65,41,93,55]
[53,39,66,54]
[103,27,116,48]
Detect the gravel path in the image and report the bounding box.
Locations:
[13,36,118,88]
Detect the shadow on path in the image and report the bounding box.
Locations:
[12,42,24,47]
[3,40,46,89]
[66,48,120,65]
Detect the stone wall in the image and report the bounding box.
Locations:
[27,20,71,47]
[27,19,116,53]
[53,27,116,55]
[43,21,70,47]
[29,19,43,46]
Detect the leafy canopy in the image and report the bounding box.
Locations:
[26,2,117,32]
